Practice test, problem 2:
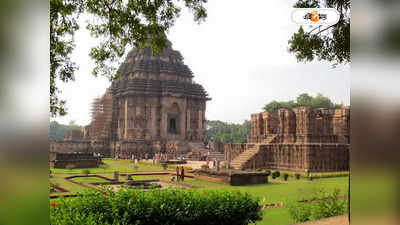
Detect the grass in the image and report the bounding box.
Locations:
[181,176,349,205]
[71,176,110,183]
[253,208,294,225]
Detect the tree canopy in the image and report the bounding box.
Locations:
[263,93,343,113]
[50,120,82,141]
[50,0,208,117]
[205,120,251,144]
[288,0,350,66]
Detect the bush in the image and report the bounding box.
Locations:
[283,173,289,181]
[161,163,168,170]
[288,201,312,223]
[271,171,280,179]
[295,173,301,180]
[288,189,347,223]
[201,164,209,169]
[50,189,262,225]
[310,189,347,220]
[82,169,90,176]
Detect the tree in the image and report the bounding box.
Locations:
[205,120,251,144]
[50,121,82,140]
[50,0,208,117]
[263,93,343,113]
[288,0,350,66]
[296,93,313,106]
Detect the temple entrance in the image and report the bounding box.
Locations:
[169,118,177,134]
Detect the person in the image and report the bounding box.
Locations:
[206,155,209,167]
[176,166,180,182]
[213,158,216,167]
[180,166,185,182]
[264,134,267,139]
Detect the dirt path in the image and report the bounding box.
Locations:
[294,215,349,225]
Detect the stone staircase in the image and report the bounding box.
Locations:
[207,151,225,161]
[231,146,259,170]
[231,134,278,170]
[185,142,225,161]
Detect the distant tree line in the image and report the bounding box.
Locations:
[263,93,343,113]
[205,120,251,144]
[50,120,82,141]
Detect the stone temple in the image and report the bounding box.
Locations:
[225,107,350,172]
[50,41,211,159]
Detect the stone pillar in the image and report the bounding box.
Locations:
[151,104,157,138]
[161,101,168,138]
[198,109,203,141]
[124,98,128,140]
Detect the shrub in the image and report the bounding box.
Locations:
[288,201,312,223]
[133,164,139,171]
[283,173,289,181]
[65,164,76,170]
[201,164,209,169]
[82,169,90,176]
[295,173,301,180]
[161,163,168,170]
[288,189,347,223]
[310,189,347,220]
[50,189,262,225]
[271,171,280,179]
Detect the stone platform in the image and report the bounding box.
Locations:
[192,169,269,186]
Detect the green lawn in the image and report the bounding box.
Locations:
[253,208,294,225]
[71,176,110,183]
[178,176,348,205]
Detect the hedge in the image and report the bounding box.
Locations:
[50,188,262,225]
[284,171,349,179]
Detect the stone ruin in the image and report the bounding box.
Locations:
[50,41,213,163]
[193,169,270,186]
[225,106,350,172]
[50,152,101,168]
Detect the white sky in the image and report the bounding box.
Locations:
[54,0,350,126]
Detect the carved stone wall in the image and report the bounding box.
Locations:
[226,143,349,172]
[249,107,350,144]
[226,107,350,172]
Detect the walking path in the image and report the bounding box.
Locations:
[294,215,349,225]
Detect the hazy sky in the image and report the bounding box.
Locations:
[54,0,350,126]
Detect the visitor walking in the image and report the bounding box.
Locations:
[213,158,216,168]
[206,155,209,167]
[176,166,180,182]
[180,166,185,182]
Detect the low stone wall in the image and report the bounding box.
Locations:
[193,169,269,186]
[50,140,111,157]
[50,152,101,168]
[243,143,349,172]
